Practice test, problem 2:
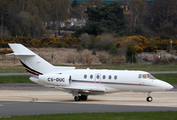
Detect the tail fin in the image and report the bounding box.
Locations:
[8,43,74,76]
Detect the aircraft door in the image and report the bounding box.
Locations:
[95,73,101,83]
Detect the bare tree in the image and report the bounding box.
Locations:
[70,2,90,28]
[48,0,70,36]
[0,0,9,36]
[89,0,103,6]
[129,0,145,27]
[143,0,177,39]
[126,0,146,35]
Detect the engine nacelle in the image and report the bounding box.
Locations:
[39,74,70,86]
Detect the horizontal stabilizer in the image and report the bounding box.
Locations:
[6,53,35,56]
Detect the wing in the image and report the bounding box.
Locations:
[62,86,106,95]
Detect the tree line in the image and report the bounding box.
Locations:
[72,0,177,40]
[0,0,71,38]
[1,0,177,44]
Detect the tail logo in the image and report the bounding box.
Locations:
[20,61,43,76]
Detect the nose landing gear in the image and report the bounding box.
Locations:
[146,92,153,102]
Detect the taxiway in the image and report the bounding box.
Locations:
[0,88,177,117]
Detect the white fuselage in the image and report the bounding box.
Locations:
[35,69,173,95]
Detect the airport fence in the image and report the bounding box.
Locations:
[136,51,177,64]
[0,54,19,65]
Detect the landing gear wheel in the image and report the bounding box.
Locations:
[74,96,80,101]
[146,96,153,102]
[80,95,88,101]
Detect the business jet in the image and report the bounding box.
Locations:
[8,43,173,102]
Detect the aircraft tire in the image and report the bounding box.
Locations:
[80,95,87,101]
[74,96,80,101]
[146,96,153,102]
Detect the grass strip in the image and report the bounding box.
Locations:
[0,75,34,84]
[1,111,177,120]
[0,69,26,73]
[153,74,177,85]
[2,63,177,73]
[75,63,177,71]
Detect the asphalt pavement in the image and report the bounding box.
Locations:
[0,73,30,76]
[1,101,177,117]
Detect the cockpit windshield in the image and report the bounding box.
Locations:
[139,74,156,79]
[147,74,156,79]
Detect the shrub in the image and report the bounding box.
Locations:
[88,35,96,49]
[174,45,177,50]
[109,56,125,64]
[57,43,63,48]
[0,48,13,55]
[79,33,90,48]
[95,34,114,51]
[92,49,96,55]
[108,46,118,56]
[98,54,108,64]
[76,44,83,52]
[126,44,136,63]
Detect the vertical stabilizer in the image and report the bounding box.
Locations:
[8,43,55,76]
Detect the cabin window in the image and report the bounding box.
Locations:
[114,75,117,80]
[97,75,99,79]
[109,75,112,79]
[103,75,106,79]
[90,75,93,79]
[138,74,141,78]
[84,74,87,79]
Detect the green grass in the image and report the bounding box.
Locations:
[1,111,177,120]
[0,74,176,84]
[0,65,26,73]
[2,63,177,73]
[153,74,177,84]
[74,63,177,71]
[0,69,26,73]
[0,75,35,84]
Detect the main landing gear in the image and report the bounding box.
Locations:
[146,92,153,102]
[74,95,88,101]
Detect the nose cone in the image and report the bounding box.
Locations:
[164,83,173,90]
[156,79,173,91]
